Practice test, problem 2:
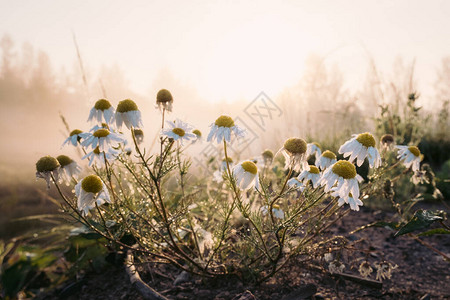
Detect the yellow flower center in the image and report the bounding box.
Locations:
[56,155,73,167]
[223,157,233,163]
[356,132,376,148]
[380,134,394,145]
[322,150,336,160]
[272,204,280,210]
[156,89,173,103]
[117,99,138,113]
[94,99,112,111]
[408,146,421,157]
[331,160,357,179]
[193,129,202,137]
[309,165,320,174]
[81,175,103,193]
[172,128,185,137]
[312,142,321,149]
[215,115,235,128]
[241,161,258,175]
[93,147,101,155]
[70,129,82,136]
[284,138,307,154]
[93,129,110,138]
[133,128,144,136]
[262,149,274,159]
[36,156,60,172]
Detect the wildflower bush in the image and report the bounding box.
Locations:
[34,90,446,285]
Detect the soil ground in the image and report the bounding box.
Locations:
[38,201,450,300]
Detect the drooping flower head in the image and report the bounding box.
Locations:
[57,155,81,182]
[297,165,321,188]
[380,134,395,151]
[319,160,360,200]
[156,89,173,112]
[82,146,119,167]
[75,175,111,216]
[287,177,305,191]
[213,157,234,183]
[306,142,322,161]
[232,160,259,191]
[80,128,126,151]
[62,129,83,147]
[333,191,364,211]
[277,137,308,172]
[115,99,143,129]
[262,149,274,166]
[161,119,196,144]
[132,128,144,144]
[192,129,202,144]
[396,145,422,172]
[36,156,60,188]
[316,150,337,170]
[207,115,245,144]
[339,132,381,168]
[88,99,115,124]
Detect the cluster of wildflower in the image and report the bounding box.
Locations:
[34,88,422,283]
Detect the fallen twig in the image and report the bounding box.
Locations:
[125,249,168,300]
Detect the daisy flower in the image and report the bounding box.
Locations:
[396,145,422,172]
[62,129,83,147]
[297,165,321,188]
[261,204,284,219]
[232,160,259,191]
[262,149,274,166]
[287,177,305,191]
[380,134,395,152]
[87,99,115,124]
[319,160,360,200]
[132,128,144,144]
[192,129,202,144]
[316,150,337,170]
[89,123,110,132]
[156,89,173,112]
[207,115,245,144]
[82,146,119,167]
[161,119,196,144]
[306,142,322,161]
[36,156,60,189]
[57,155,81,182]
[80,128,126,151]
[339,132,381,168]
[213,157,234,183]
[332,191,364,211]
[277,137,308,172]
[115,99,143,130]
[75,175,111,216]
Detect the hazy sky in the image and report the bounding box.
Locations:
[1,0,449,101]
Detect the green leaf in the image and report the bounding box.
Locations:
[395,209,445,237]
[418,228,450,236]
